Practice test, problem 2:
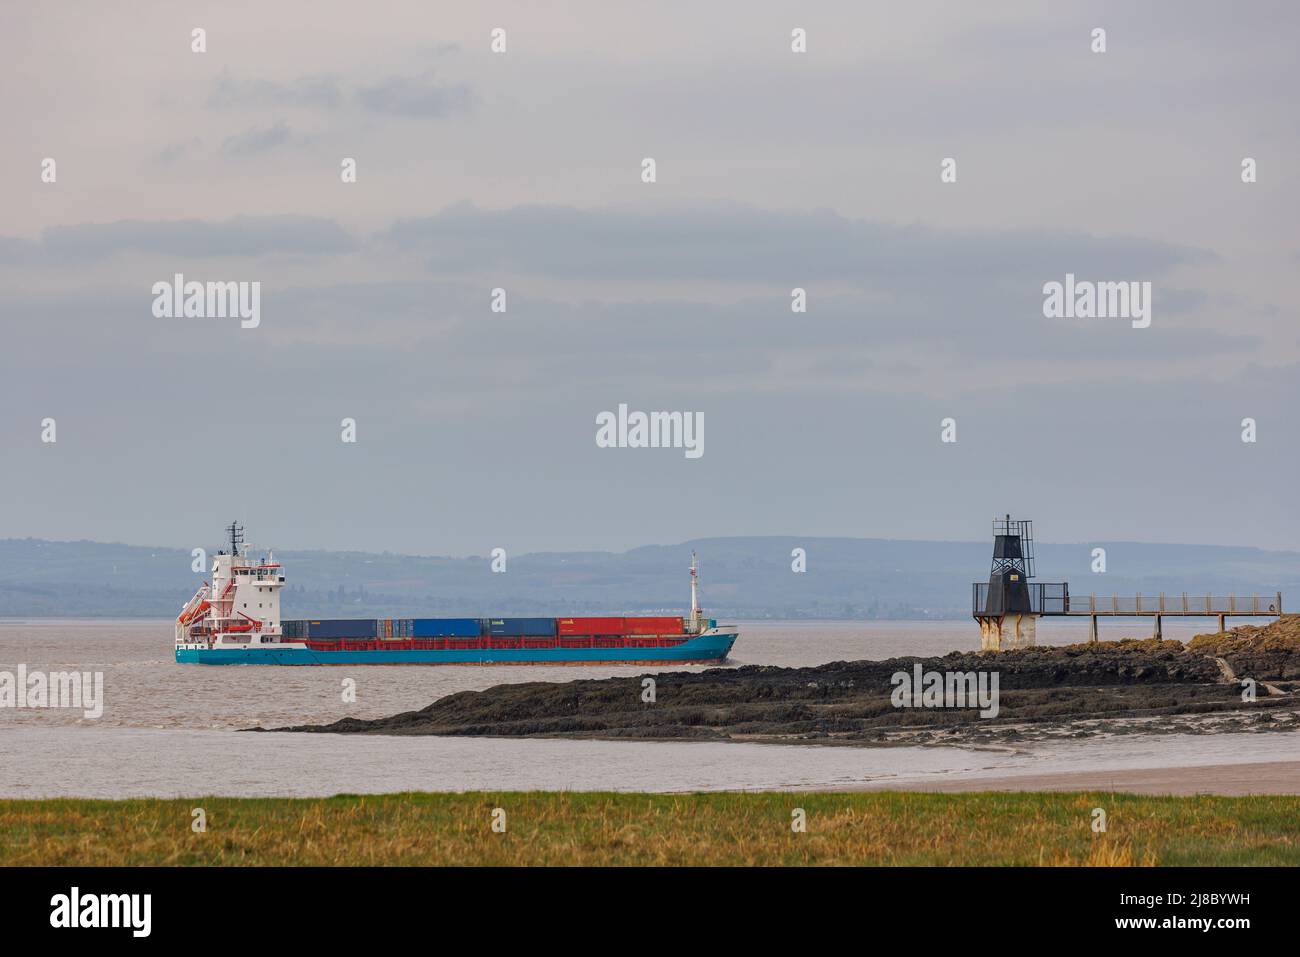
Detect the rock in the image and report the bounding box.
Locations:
[266,635,1290,743]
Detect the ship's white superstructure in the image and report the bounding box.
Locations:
[175,522,299,652]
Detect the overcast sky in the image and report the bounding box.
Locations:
[1,1,1297,556]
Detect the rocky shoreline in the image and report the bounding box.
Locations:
[267,620,1300,746]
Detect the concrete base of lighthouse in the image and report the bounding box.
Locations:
[977,613,1038,652]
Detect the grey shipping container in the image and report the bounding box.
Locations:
[485,617,557,637]
[412,617,481,638]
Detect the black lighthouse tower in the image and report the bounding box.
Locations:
[972,515,1066,651]
[983,515,1034,616]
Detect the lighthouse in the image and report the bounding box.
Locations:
[974,516,1043,651]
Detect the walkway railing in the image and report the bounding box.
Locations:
[1061,593,1282,616]
[972,582,1068,615]
[973,584,1282,618]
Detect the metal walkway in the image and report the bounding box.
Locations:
[972,583,1283,639]
[1063,592,1282,639]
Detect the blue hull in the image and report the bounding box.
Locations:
[176,630,737,665]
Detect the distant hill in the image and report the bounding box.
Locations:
[0,536,1296,620]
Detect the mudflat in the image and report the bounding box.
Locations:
[271,619,1300,748]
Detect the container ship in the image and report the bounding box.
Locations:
[175,524,739,665]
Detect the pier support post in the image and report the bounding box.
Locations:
[1089,614,1098,643]
[1153,615,1162,640]
[1218,614,1226,633]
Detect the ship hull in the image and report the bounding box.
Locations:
[176,628,738,665]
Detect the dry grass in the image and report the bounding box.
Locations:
[2,791,1298,866]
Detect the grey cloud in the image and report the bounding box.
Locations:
[0,202,1230,371]
[145,272,1254,388]
[382,202,1216,286]
[355,71,474,117]
[153,138,203,166]
[0,236,33,264]
[221,120,295,156]
[205,67,470,118]
[207,72,344,110]
[414,42,463,57]
[0,216,357,264]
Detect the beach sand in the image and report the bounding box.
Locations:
[864,760,1300,795]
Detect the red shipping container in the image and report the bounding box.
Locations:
[557,617,626,636]
[624,616,684,636]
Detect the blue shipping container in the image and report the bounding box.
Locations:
[307,618,379,639]
[412,617,481,638]
[485,617,557,637]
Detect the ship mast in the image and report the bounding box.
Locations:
[689,550,702,632]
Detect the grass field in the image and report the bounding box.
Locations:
[3,791,1298,866]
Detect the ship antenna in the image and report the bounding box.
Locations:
[689,550,702,631]
[227,520,245,558]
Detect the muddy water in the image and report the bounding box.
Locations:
[0,618,1221,730]
[0,618,1279,798]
